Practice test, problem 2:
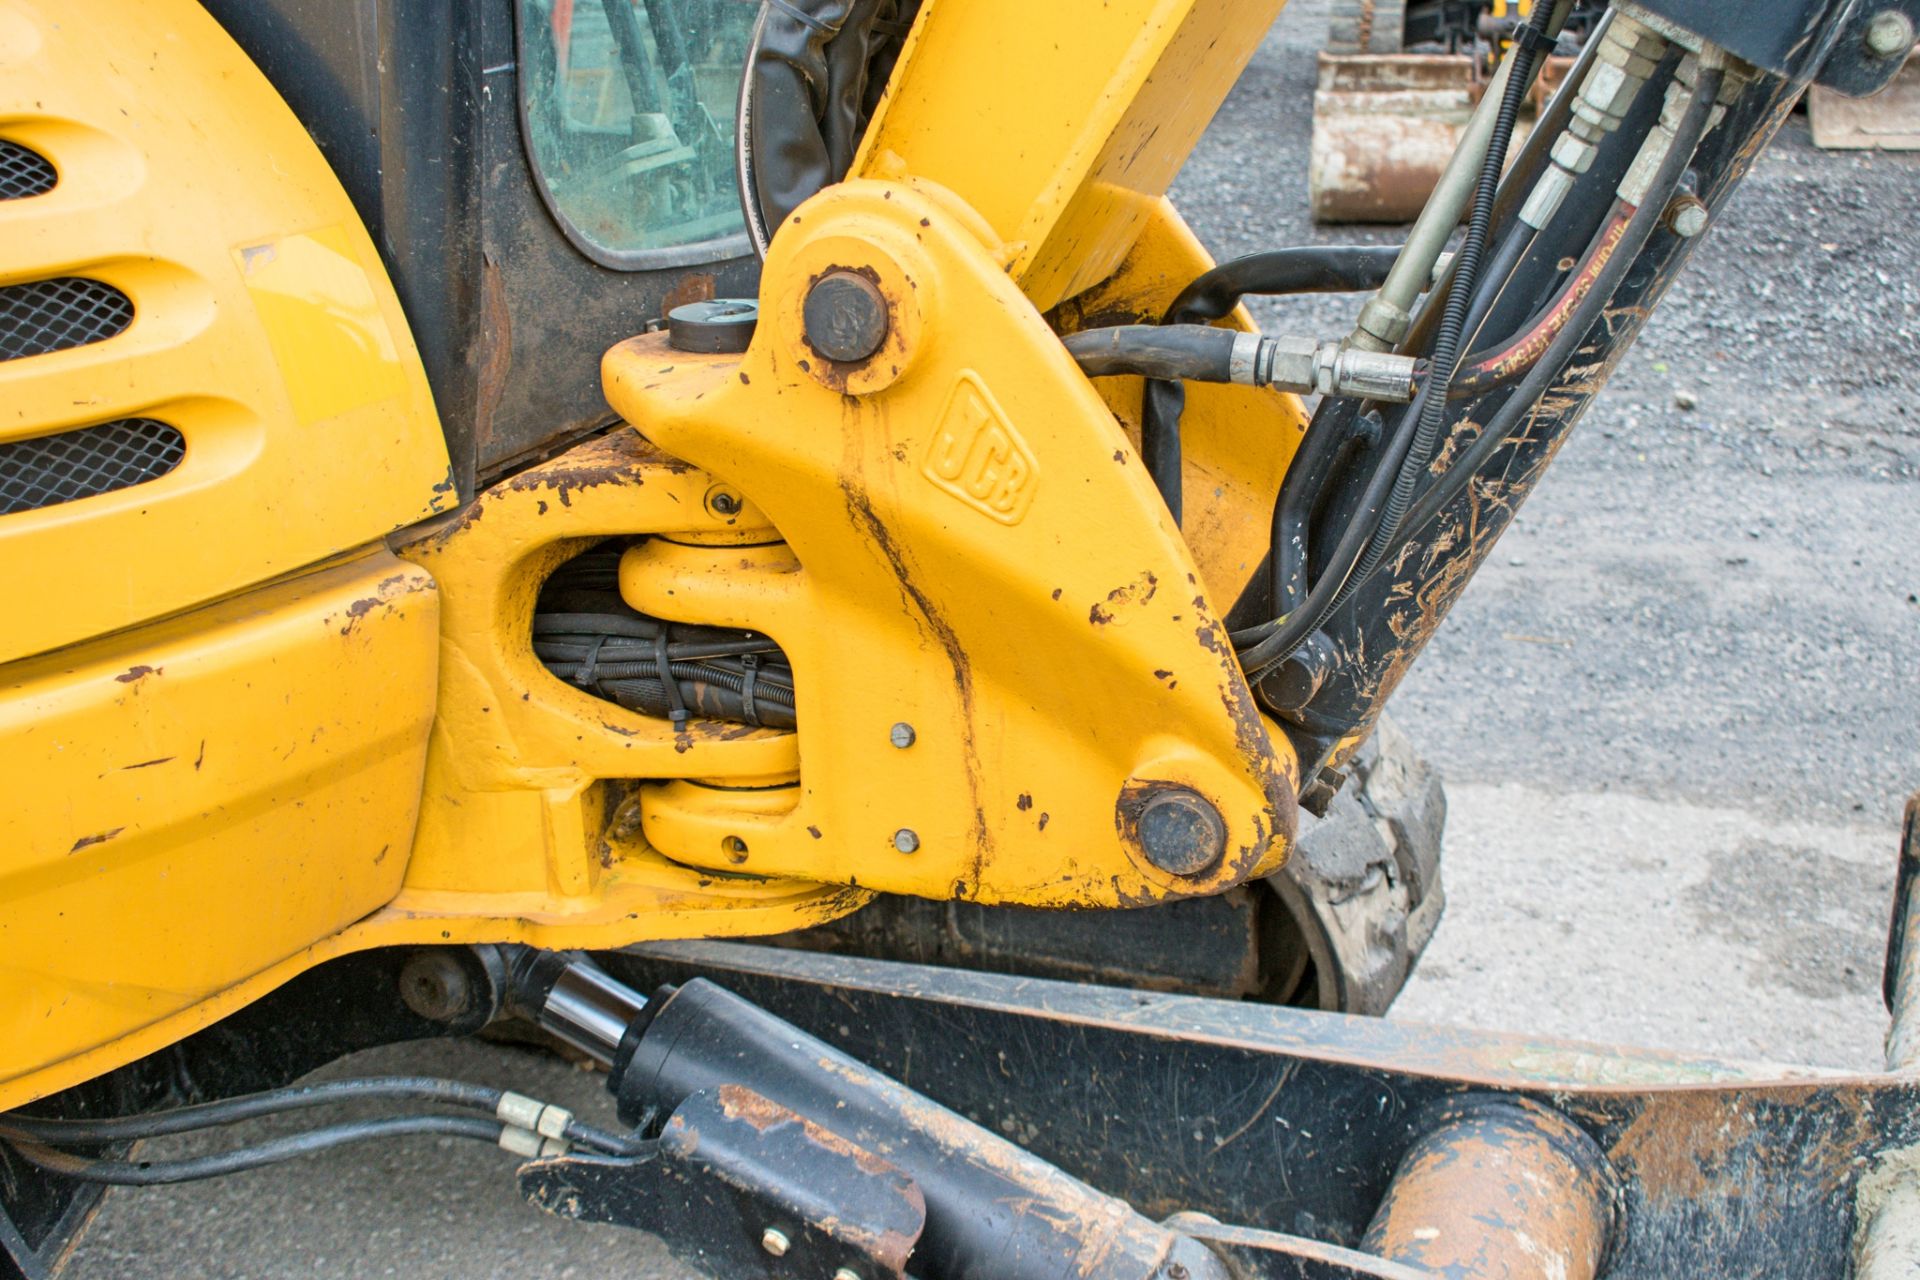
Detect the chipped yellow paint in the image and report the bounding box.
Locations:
[0,0,1313,1110]
[0,550,440,1110]
[604,178,1298,906]
[388,431,864,939]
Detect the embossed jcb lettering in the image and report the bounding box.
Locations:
[922,374,1038,525]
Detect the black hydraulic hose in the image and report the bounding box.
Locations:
[545,658,797,702]
[1137,246,1402,522]
[6,1115,508,1185]
[534,636,782,663]
[1234,18,1549,677]
[1163,246,1404,328]
[1389,68,1725,558]
[1388,0,1595,359]
[1269,399,1364,617]
[1334,18,1545,601]
[1455,220,1539,361]
[1062,324,1239,381]
[1450,202,1633,399]
[1230,383,1423,665]
[533,613,661,640]
[0,1077,502,1144]
[0,1076,647,1159]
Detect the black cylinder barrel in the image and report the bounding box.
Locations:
[613,978,1228,1280]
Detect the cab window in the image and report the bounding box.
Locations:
[519,0,755,261]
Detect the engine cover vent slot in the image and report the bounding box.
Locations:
[0,140,56,199]
[0,277,134,361]
[0,418,186,515]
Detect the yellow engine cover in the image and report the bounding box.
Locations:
[0,0,452,1109]
[0,0,453,667]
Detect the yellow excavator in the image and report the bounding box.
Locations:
[3,0,1918,1277]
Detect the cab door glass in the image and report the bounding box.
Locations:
[519,0,754,261]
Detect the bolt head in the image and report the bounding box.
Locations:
[803,270,890,363]
[892,828,920,854]
[888,722,916,749]
[834,1270,864,1280]
[1666,196,1709,239]
[1132,787,1227,877]
[760,1227,790,1257]
[1867,10,1915,58]
[705,486,744,518]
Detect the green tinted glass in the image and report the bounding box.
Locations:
[519,0,755,260]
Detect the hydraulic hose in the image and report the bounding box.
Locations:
[1133,246,1401,521]
[0,1075,646,1158]
[1449,203,1634,398]
[1161,246,1404,327]
[1230,383,1423,667]
[1063,324,1238,381]
[8,1115,508,1185]
[0,1077,500,1144]
[1235,8,1551,678]
[1454,220,1539,362]
[1269,399,1368,618]
[1388,64,1725,558]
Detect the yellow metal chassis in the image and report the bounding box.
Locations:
[0,0,1316,1109]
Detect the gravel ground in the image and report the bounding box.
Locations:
[61,4,1920,1276]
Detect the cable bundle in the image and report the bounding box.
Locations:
[534,544,797,730]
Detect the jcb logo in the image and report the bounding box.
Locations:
[922,374,1038,525]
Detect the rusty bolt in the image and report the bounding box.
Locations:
[1664,194,1709,239]
[803,270,889,363]
[889,722,916,749]
[1134,787,1226,877]
[705,486,744,519]
[1866,10,1916,58]
[760,1227,790,1257]
[398,951,473,1023]
[893,828,920,854]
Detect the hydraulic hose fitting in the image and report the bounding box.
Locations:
[1066,325,1417,402]
[1349,44,1531,352]
[1247,334,1419,401]
[1617,52,1733,210]
[1518,14,1668,230]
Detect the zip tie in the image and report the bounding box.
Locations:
[656,631,690,729]
[740,652,761,726]
[1513,22,1557,56]
[573,633,609,690]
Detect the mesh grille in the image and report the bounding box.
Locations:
[0,419,186,515]
[0,140,56,199]
[0,278,134,361]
